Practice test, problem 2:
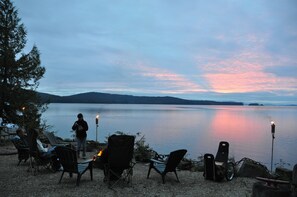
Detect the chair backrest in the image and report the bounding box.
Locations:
[164,149,187,172]
[44,131,58,145]
[204,153,215,180]
[11,138,26,149]
[107,134,135,169]
[292,164,297,186]
[215,141,229,163]
[27,129,39,155]
[55,146,78,173]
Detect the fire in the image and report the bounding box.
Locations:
[98,150,103,157]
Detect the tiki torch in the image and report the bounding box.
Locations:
[270,121,275,172]
[96,115,99,142]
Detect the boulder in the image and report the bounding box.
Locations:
[237,158,272,178]
[275,167,292,181]
[252,182,291,197]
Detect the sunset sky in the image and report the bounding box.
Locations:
[14,0,297,104]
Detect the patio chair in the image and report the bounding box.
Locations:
[104,134,135,188]
[26,129,54,175]
[55,146,93,186]
[147,149,187,184]
[204,141,235,182]
[43,131,70,147]
[11,138,29,165]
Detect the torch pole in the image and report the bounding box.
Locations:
[271,136,274,172]
[270,122,275,172]
[96,124,98,142]
[22,107,25,129]
[96,115,99,143]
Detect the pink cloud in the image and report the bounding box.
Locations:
[137,63,206,94]
[202,51,297,93]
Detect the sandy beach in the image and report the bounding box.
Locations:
[0,143,258,197]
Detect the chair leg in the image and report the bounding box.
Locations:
[59,171,65,183]
[162,174,165,184]
[76,174,82,186]
[147,166,152,179]
[108,169,111,188]
[174,171,180,182]
[89,167,93,181]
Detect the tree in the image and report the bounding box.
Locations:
[0,0,46,130]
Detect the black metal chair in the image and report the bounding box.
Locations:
[147,149,187,184]
[104,134,135,188]
[55,146,93,186]
[204,141,235,181]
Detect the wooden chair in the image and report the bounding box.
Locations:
[43,131,70,147]
[104,134,135,188]
[55,146,93,186]
[11,138,29,165]
[27,129,53,175]
[147,149,187,184]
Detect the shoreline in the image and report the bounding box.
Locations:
[0,143,257,197]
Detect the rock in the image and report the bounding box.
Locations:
[252,182,291,197]
[275,167,292,181]
[237,158,272,178]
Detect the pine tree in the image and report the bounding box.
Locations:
[0,0,46,130]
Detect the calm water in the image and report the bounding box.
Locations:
[42,103,297,169]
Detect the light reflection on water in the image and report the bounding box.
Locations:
[42,104,297,170]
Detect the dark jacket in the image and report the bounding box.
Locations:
[72,119,88,139]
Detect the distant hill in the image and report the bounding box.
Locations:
[38,92,244,105]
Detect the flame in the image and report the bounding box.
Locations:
[97,150,103,157]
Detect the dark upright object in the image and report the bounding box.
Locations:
[204,153,215,180]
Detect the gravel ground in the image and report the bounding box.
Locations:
[0,144,257,197]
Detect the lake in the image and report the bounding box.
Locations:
[42,103,297,170]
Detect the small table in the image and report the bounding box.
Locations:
[256,176,290,188]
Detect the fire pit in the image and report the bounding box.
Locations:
[93,148,105,169]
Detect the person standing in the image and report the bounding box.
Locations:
[72,113,88,159]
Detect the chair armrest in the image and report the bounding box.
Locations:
[150,159,165,164]
[79,159,93,164]
[151,150,168,161]
[19,147,30,151]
